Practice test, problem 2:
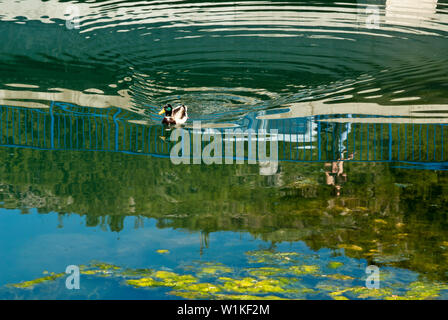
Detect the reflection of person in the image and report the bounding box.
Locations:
[324,119,353,196]
[325,151,354,196]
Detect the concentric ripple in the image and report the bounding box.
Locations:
[1,0,448,123]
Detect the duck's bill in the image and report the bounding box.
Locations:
[158,109,165,115]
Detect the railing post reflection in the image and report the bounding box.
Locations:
[50,102,55,149]
[389,123,392,161]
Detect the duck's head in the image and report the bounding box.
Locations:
[158,104,173,117]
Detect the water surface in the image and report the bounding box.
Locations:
[1,0,448,299]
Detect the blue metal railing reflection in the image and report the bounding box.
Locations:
[0,103,447,169]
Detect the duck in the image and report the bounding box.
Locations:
[158,104,188,125]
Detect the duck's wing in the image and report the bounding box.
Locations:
[172,105,188,120]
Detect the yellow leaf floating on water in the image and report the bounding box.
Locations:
[156,249,170,254]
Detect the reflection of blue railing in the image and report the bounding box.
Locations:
[314,115,448,164]
[0,103,173,158]
[0,103,447,169]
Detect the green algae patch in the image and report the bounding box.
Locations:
[245,250,300,264]
[218,277,289,294]
[153,271,198,287]
[324,274,354,281]
[331,294,350,300]
[126,277,164,288]
[81,262,121,277]
[8,272,65,289]
[246,267,286,277]
[384,281,448,300]
[390,281,448,300]
[116,268,201,291]
[169,282,222,299]
[290,265,319,275]
[118,268,153,278]
[90,262,121,271]
[318,284,394,300]
[215,294,287,300]
[81,270,103,275]
[184,282,222,293]
[8,251,448,300]
[197,265,233,276]
[349,287,394,299]
[327,262,344,269]
[169,290,214,299]
[318,281,448,300]
[329,291,350,300]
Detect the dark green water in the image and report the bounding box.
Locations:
[1,0,448,299]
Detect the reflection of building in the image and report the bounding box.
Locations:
[244,110,318,176]
[256,101,448,123]
[248,109,317,146]
[386,0,438,27]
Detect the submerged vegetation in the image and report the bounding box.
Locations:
[1,146,448,284]
[5,249,448,300]
[0,127,447,299]
[7,272,65,289]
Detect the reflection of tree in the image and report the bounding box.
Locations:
[1,147,448,281]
